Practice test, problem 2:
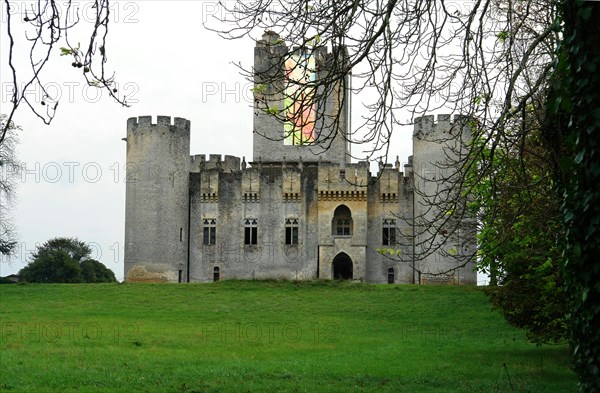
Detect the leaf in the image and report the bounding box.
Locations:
[496,31,509,43]
[60,47,73,56]
[251,83,267,94]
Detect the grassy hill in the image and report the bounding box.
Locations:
[0,281,576,392]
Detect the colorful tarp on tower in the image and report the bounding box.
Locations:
[284,54,316,145]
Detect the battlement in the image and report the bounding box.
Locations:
[318,161,369,190]
[256,31,286,47]
[414,114,451,132]
[371,155,414,179]
[256,31,347,62]
[372,163,395,178]
[127,116,190,134]
[190,154,241,172]
[413,114,472,139]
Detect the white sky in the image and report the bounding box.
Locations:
[0,1,486,284]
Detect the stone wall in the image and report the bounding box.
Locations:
[124,116,191,282]
[123,113,477,285]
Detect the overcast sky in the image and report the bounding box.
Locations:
[1,1,486,283]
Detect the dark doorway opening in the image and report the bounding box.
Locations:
[332,253,353,280]
[213,266,220,282]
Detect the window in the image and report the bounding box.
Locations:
[387,268,395,284]
[285,218,299,245]
[332,205,353,236]
[213,266,220,282]
[203,219,216,245]
[244,218,258,245]
[382,219,396,245]
[336,219,351,236]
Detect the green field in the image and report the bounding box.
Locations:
[0,281,576,392]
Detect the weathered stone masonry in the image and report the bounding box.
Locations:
[123,32,476,284]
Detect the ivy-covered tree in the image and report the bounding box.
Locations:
[545,1,600,391]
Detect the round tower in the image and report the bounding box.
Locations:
[412,114,476,284]
[124,116,191,282]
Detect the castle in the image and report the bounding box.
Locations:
[123,32,476,284]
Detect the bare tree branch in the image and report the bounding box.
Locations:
[207,0,557,276]
[1,0,128,145]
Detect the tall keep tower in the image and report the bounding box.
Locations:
[252,31,351,165]
[124,116,191,282]
[412,114,476,284]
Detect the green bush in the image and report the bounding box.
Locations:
[18,237,116,283]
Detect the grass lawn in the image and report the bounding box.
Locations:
[0,280,577,392]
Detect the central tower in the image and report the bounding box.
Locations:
[252,31,351,165]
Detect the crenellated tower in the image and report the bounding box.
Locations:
[412,114,476,284]
[252,31,351,165]
[124,116,191,282]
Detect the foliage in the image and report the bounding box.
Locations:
[80,259,117,283]
[18,250,83,283]
[470,110,567,344]
[210,2,598,389]
[31,237,92,263]
[0,282,577,392]
[18,237,116,283]
[0,240,16,256]
[545,1,600,391]
[0,276,17,284]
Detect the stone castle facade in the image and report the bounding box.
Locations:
[123,33,476,284]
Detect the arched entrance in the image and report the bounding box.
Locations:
[332,253,353,280]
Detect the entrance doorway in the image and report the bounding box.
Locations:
[332,253,353,280]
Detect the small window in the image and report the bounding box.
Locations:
[285,218,299,245]
[336,219,351,236]
[387,268,395,284]
[213,266,220,282]
[244,218,258,245]
[382,219,396,246]
[203,219,216,245]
